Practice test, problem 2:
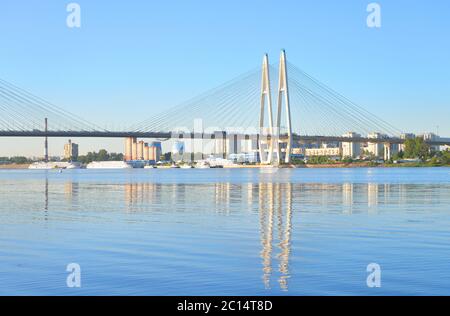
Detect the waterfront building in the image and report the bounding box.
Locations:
[225,134,242,155]
[229,152,258,163]
[292,147,305,157]
[341,132,361,158]
[149,142,162,161]
[367,132,388,158]
[305,147,341,159]
[172,141,184,155]
[213,133,228,157]
[323,142,340,148]
[240,138,256,155]
[420,133,441,152]
[63,139,79,161]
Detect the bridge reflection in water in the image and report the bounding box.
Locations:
[258,183,293,291]
[49,179,449,292]
[118,182,294,290]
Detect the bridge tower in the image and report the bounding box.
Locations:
[258,54,275,164]
[275,50,293,164]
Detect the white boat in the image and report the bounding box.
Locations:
[66,162,82,169]
[28,162,81,169]
[144,165,156,169]
[86,161,133,169]
[180,164,193,169]
[195,161,210,169]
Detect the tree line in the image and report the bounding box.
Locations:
[0,156,31,164]
[1,149,124,165]
[392,137,449,164]
[73,149,123,164]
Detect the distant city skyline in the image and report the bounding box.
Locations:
[1,0,449,156]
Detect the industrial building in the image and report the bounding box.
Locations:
[124,137,162,162]
[149,142,162,161]
[64,139,79,161]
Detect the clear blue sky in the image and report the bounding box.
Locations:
[0,0,449,156]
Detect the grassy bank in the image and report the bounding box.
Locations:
[297,162,449,168]
[383,162,450,168]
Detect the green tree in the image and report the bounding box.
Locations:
[341,156,353,163]
[97,149,109,161]
[403,137,430,161]
[109,152,123,161]
[9,156,30,164]
[291,157,305,165]
[392,150,404,161]
[416,138,430,161]
[441,150,450,165]
[77,149,122,164]
[307,156,333,164]
[403,139,417,158]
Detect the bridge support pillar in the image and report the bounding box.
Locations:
[258,54,275,164]
[276,50,293,164]
[384,143,391,161]
[384,142,399,161]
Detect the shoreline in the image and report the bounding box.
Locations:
[0,164,30,169]
[0,163,448,170]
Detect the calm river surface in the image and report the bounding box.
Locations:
[0,167,449,295]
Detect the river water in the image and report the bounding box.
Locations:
[0,167,449,295]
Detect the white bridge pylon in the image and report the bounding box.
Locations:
[258,53,275,164]
[258,50,293,165]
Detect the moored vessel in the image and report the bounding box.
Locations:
[28,162,81,169]
[195,161,210,169]
[86,161,133,169]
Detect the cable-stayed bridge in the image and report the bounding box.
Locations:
[0,51,448,163]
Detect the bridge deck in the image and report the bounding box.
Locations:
[0,131,448,146]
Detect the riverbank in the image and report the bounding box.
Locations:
[225,162,449,168]
[0,162,448,169]
[0,164,30,169]
[301,162,372,168]
[299,162,449,168]
[227,162,449,168]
